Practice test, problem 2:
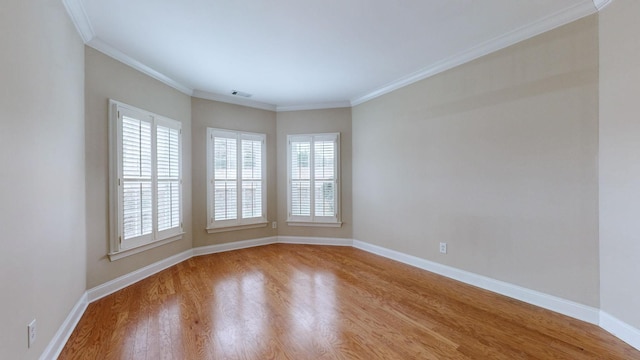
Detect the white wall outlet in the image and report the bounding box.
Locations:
[27,319,36,348]
[272,221,277,229]
[439,242,447,254]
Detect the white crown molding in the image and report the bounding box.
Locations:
[277,101,352,112]
[192,90,277,112]
[350,0,599,106]
[63,0,616,112]
[61,0,94,42]
[593,0,615,11]
[87,38,193,96]
[600,311,640,351]
[39,292,88,360]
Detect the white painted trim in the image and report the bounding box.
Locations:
[350,1,598,106]
[39,292,88,360]
[206,222,268,234]
[46,236,638,358]
[286,221,343,228]
[593,0,615,11]
[193,236,278,256]
[277,102,351,112]
[61,0,95,42]
[352,240,600,324]
[600,311,640,351]
[86,249,192,302]
[192,90,277,111]
[87,38,193,96]
[108,233,184,261]
[278,236,352,246]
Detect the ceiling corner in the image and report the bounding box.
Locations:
[593,0,615,11]
[62,0,95,43]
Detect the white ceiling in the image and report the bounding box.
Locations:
[63,0,608,111]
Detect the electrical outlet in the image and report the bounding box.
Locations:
[439,242,447,254]
[272,221,277,229]
[28,319,36,348]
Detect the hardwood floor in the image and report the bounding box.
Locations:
[59,244,640,359]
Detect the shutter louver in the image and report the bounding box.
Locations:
[290,140,311,216]
[242,139,263,218]
[314,140,335,217]
[213,136,237,221]
[121,116,153,240]
[157,125,180,231]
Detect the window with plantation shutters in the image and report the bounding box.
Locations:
[287,133,341,226]
[109,100,183,261]
[207,128,267,232]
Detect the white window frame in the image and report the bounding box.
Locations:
[108,100,183,261]
[206,128,267,233]
[287,133,341,227]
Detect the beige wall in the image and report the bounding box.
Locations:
[0,0,86,358]
[352,16,600,306]
[85,47,193,288]
[191,98,278,246]
[276,108,353,239]
[599,0,640,329]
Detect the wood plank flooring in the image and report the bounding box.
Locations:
[59,244,640,359]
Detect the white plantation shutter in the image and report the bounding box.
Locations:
[110,100,183,257]
[213,133,237,221]
[241,136,263,219]
[290,138,311,217]
[207,128,266,230]
[121,114,153,241]
[156,120,181,233]
[287,133,340,224]
[314,138,336,217]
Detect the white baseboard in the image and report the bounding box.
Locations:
[39,292,88,360]
[193,236,278,257]
[45,236,639,358]
[352,239,600,325]
[600,311,640,351]
[86,249,192,302]
[278,236,353,246]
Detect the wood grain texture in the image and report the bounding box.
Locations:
[59,245,640,359]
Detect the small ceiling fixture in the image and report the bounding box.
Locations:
[231,90,252,98]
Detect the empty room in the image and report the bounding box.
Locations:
[1,0,640,359]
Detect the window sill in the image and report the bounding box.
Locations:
[109,233,184,262]
[206,222,268,234]
[286,221,343,228]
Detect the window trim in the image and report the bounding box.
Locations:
[108,100,184,261]
[206,127,267,232]
[286,132,341,226]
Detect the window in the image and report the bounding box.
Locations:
[109,100,183,260]
[287,133,341,226]
[207,128,267,232]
